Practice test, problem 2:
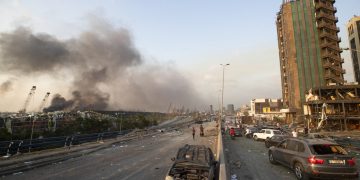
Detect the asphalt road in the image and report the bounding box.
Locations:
[223,135,297,180]
[2,122,217,180]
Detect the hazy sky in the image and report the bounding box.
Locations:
[0,0,359,112]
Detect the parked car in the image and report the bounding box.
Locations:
[303,133,334,141]
[234,128,242,137]
[253,129,282,141]
[265,135,289,148]
[165,144,217,180]
[244,126,259,138]
[268,138,358,180]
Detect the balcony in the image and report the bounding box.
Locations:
[321,52,343,63]
[323,62,346,74]
[316,12,338,22]
[324,73,344,84]
[319,31,341,42]
[315,2,337,12]
[317,22,340,32]
[320,42,342,52]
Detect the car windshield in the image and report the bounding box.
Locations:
[311,144,348,155]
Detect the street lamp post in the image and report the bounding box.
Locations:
[29,114,36,153]
[220,64,230,122]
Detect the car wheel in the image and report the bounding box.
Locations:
[268,152,278,165]
[293,162,309,180]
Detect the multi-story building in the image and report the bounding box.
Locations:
[347,16,360,83]
[250,99,283,115]
[276,0,344,121]
[227,104,235,115]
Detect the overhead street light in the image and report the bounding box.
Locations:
[220,63,230,122]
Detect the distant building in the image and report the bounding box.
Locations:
[227,104,235,115]
[236,105,250,117]
[250,99,283,115]
[276,0,344,121]
[209,105,214,114]
[347,16,360,83]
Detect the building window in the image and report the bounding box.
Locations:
[348,24,354,35]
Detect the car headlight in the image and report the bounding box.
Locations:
[165,175,174,180]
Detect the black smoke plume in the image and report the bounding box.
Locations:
[43,94,74,112]
[0,16,204,112]
[0,27,70,74]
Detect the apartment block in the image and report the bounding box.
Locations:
[276,0,344,119]
[347,16,360,83]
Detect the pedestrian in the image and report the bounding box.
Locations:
[229,127,235,140]
[304,127,309,135]
[292,129,298,137]
[200,124,204,137]
[192,127,196,140]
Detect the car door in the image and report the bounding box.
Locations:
[273,140,288,165]
[265,130,271,139]
[281,140,300,168]
[257,129,265,138]
[271,136,282,147]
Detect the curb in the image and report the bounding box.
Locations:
[217,125,227,180]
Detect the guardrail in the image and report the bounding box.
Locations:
[0,130,132,157]
[0,117,196,176]
[0,117,195,158]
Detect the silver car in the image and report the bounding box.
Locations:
[268,138,358,180]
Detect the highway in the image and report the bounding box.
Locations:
[223,135,297,180]
[3,122,217,180]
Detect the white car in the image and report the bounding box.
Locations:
[253,129,281,141]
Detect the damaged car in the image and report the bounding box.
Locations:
[165,144,217,180]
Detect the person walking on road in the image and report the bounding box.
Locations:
[192,127,196,140]
[200,125,204,137]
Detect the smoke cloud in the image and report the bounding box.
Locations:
[0,79,13,94]
[0,17,204,112]
[0,27,70,74]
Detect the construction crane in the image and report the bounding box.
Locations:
[38,92,50,112]
[19,86,36,113]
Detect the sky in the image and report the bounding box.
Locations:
[0,0,359,112]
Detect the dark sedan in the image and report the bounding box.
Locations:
[268,138,358,180]
[265,135,289,148]
[165,144,217,180]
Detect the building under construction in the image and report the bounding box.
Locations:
[276,0,346,123]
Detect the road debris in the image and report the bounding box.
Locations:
[12,172,23,175]
[232,160,242,169]
[231,174,238,180]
